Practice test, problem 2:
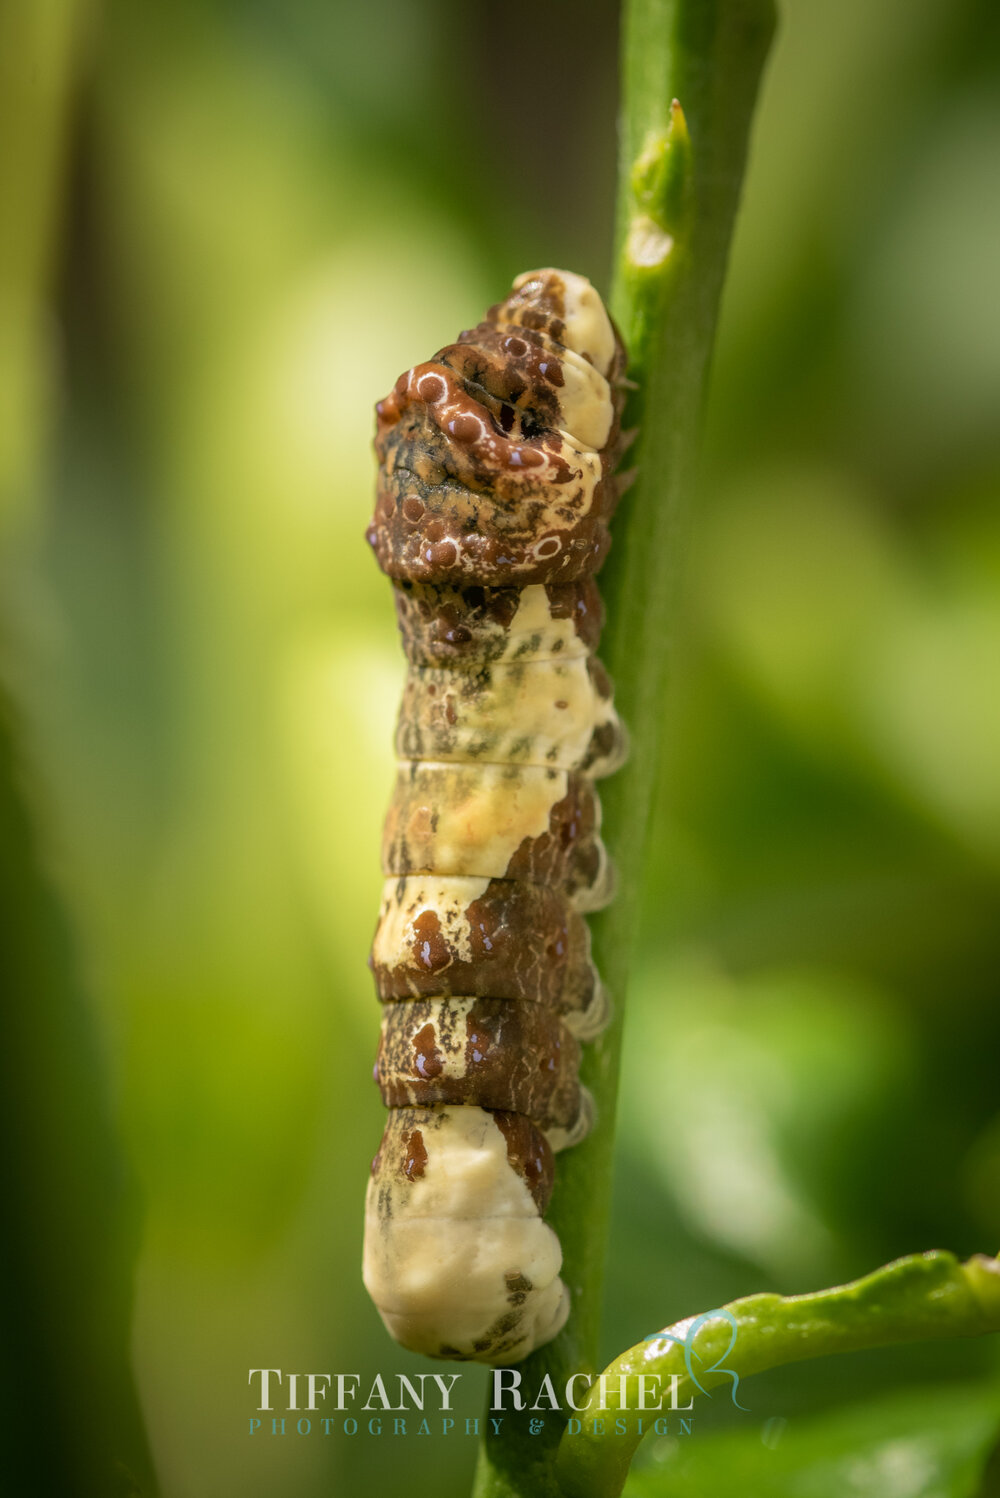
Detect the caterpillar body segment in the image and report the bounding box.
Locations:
[363,269,628,1363]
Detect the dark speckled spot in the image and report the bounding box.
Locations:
[505,1271,532,1307]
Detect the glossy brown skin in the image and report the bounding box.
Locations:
[371,876,601,1018]
[368,333,624,586]
[364,269,627,1363]
[376,997,584,1138]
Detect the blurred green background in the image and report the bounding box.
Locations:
[1,0,999,1495]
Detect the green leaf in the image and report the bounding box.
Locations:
[556,1251,1000,1497]
[622,1381,1000,1498]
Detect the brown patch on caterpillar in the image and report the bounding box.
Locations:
[381,764,611,907]
[410,909,450,973]
[504,776,610,905]
[588,656,612,697]
[545,579,604,641]
[492,1110,555,1213]
[410,1022,443,1081]
[401,1128,427,1181]
[393,578,603,668]
[505,1272,533,1307]
[377,999,583,1136]
[371,877,603,1026]
[584,719,623,775]
[472,1307,526,1356]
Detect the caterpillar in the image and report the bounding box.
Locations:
[362,269,628,1365]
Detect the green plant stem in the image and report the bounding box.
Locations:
[555,1251,1000,1497]
[472,2,774,1495]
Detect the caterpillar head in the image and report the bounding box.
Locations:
[368,270,627,587]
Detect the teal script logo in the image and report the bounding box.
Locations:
[644,1309,747,1409]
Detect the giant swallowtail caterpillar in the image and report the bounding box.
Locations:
[362,269,628,1364]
